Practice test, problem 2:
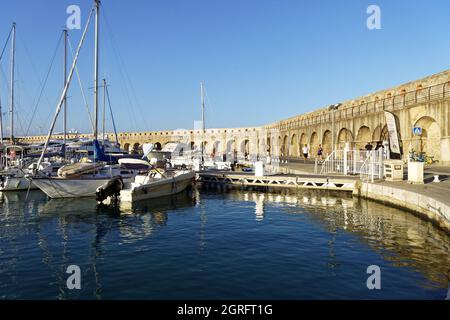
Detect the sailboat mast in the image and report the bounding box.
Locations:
[102,78,106,142]
[0,95,3,145]
[63,29,68,157]
[93,0,100,140]
[9,22,15,145]
[201,81,205,164]
[36,7,95,169]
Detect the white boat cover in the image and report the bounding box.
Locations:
[57,162,104,178]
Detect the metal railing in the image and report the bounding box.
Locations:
[320,149,386,178]
[276,80,450,130]
[360,150,385,182]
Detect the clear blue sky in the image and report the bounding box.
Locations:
[1,0,450,136]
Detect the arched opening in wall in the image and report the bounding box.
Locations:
[380,125,389,142]
[266,137,271,155]
[356,126,371,150]
[240,139,250,160]
[123,143,130,152]
[372,125,389,143]
[322,130,332,156]
[277,136,281,156]
[414,116,441,160]
[281,135,288,158]
[256,139,260,159]
[212,141,221,159]
[132,142,141,154]
[290,134,298,157]
[337,128,353,149]
[190,141,196,152]
[310,132,318,157]
[372,125,382,142]
[227,140,237,162]
[154,142,162,150]
[201,141,208,153]
[299,133,307,156]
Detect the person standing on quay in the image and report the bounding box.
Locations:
[302,144,309,163]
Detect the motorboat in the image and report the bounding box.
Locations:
[96,168,195,203]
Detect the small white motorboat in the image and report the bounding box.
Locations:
[96,169,195,203]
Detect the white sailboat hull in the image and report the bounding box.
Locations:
[32,176,134,198]
[120,171,194,202]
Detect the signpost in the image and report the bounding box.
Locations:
[412,127,422,136]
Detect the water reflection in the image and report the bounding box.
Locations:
[0,188,449,298]
[0,190,197,299]
[213,189,450,288]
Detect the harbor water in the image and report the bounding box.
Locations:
[0,189,449,299]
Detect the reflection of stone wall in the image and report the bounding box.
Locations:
[18,69,450,163]
[221,189,450,288]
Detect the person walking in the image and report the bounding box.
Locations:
[317,144,324,161]
[365,141,373,159]
[302,144,309,163]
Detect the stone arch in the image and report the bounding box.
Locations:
[123,143,130,152]
[266,137,271,155]
[154,142,162,150]
[240,139,250,160]
[356,126,371,150]
[282,135,288,158]
[299,133,308,147]
[413,116,441,160]
[380,125,389,141]
[310,132,319,157]
[227,140,237,162]
[189,141,196,151]
[201,141,208,154]
[322,130,332,155]
[212,141,221,158]
[133,142,141,154]
[290,134,298,157]
[337,128,353,149]
[372,125,389,143]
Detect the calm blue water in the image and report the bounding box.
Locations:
[0,189,449,299]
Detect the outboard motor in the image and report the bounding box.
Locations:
[96,176,124,204]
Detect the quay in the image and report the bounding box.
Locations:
[199,162,450,232]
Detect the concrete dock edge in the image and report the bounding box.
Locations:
[356,182,450,232]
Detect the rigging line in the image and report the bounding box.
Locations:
[18,31,55,114]
[105,85,119,145]
[25,31,63,137]
[0,64,11,92]
[0,26,13,62]
[101,10,139,129]
[14,111,26,136]
[67,33,95,132]
[101,3,149,129]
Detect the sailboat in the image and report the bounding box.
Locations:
[0,23,45,191]
[30,0,138,198]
